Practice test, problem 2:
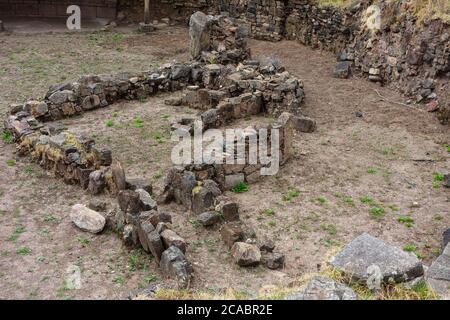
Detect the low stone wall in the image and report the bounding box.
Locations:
[0,0,118,19]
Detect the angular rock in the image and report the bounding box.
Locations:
[160,246,193,289]
[285,276,357,300]
[146,230,165,262]
[259,239,275,253]
[189,11,212,59]
[88,199,107,212]
[215,198,239,221]
[333,61,350,79]
[126,178,152,194]
[48,90,72,105]
[117,190,142,214]
[111,161,127,191]
[122,224,135,247]
[70,204,106,234]
[231,242,261,267]
[444,174,450,188]
[137,221,155,253]
[221,223,244,248]
[291,115,317,133]
[156,222,171,234]
[92,144,112,166]
[426,243,450,299]
[224,174,245,190]
[329,233,424,283]
[443,228,450,250]
[88,170,106,195]
[135,189,157,211]
[197,211,222,226]
[149,210,172,227]
[191,180,221,214]
[264,252,285,270]
[24,100,48,118]
[161,229,187,253]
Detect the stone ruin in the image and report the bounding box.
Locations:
[3,12,315,289]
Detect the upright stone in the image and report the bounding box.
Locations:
[160,246,193,289]
[189,11,212,59]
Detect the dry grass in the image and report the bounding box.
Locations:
[316,0,450,23]
[142,249,439,300]
[411,0,450,23]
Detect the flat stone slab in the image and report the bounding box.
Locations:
[426,243,450,299]
[329,233,423,283]
[285,276,357,300]
[70,204,105,234]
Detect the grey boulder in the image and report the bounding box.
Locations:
[329,233,423,283]
[426,243,450,299]
[70,204,106,234]
[160,246,193,289]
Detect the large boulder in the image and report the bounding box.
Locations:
[285,276,357,300]
[189,11,212,59]
[70,204,106,234]
[426,243,450,299]
[231,242,261,267]
[160,246,193,289]
[329,233,423,283]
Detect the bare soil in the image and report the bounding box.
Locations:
[0,27,448,300]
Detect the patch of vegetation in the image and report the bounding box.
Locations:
[433,173,444,182]
[397,216,414,228]
[16,247,32,256]
[105,119,114,127]
[113,276,124,285]
[44,214,58,222]
[133,117,144,128]
[2,131,12,144]
[153,132,165,144]
[403,245,421,258]
[320,223,337,236]
[111,33,124,42]
[445,144,450,153]
[370,207,385,218]
[388,204,399,212]
[6,159,15,166]
[261,209,275,216]
[344,197,355,206]
[367,167,377,174]
[128,249,145,272]
[77,237,90,247]
[8,226,25,242]
[316,197,327,205]
[360,196,376,206]
[231,182,249,193]
[267,220,276,227]
[282,188,300,202]
[153,170,163,179]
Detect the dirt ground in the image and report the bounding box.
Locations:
[0,26,449,300]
